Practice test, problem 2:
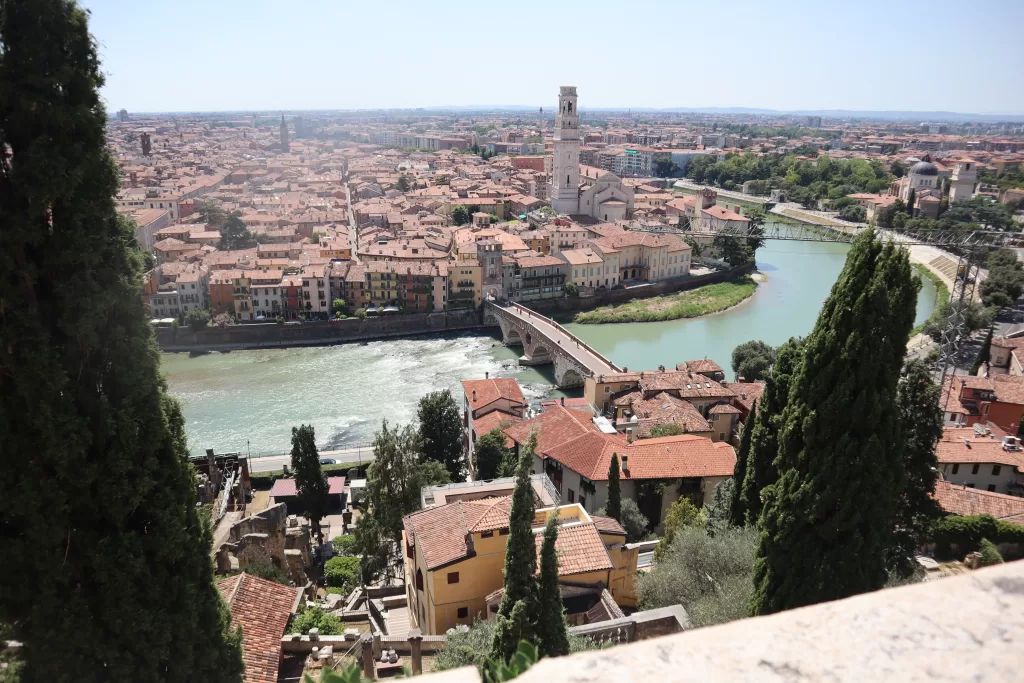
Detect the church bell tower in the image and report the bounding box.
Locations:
[552,86,580,215]
[280,114,290,153]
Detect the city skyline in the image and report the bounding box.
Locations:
[83,0,1024,115]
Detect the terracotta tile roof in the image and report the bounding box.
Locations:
[680,359,724,375]
[991,374,1024,406]
[539,397,593,409]
[619,392,712,437]
[933,479,1024,521]
[216,573,302,683]
[590,515,627,536]
[613,435,736,481]
[462,378,526,412]
[935,431,1024,469]
[534,523,613,575]
[503,405,602,455]
[725,381,766,413]
[708,402,741,415]
[466,497,514,533]
[638,370,735,399]
[941,379,970,415]
[269,476,345,498]
[471,410,522,442]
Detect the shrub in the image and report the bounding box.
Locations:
[331,534,357,556]
[289,605,342,636]
[596,498,650,543]
[324,555,360,593]
[929,514,1024,558]
[432,619,595,673]
[638,526,757,628]
[978,538,1004,566]
[184,307,211,331]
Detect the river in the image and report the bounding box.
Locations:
[163,229,938,454]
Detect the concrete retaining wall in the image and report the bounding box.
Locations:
[156,308,488,352]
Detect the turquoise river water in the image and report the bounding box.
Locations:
[163,230,938,454]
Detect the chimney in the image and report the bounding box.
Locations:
[626,428,634,444]
[472,389,477,402]
[485,372,489,380]
[560,397,565,406]
[621,453,629,470]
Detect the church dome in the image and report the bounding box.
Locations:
[910,154,938,176]
[910,160,938,176]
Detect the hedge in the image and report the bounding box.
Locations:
[325,555,360,593]
[929,514,1024,557]
[248,461,370,490]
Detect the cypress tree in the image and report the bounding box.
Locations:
[888,359,944,576]
[291,424,329,542]
[738,338,802,524]
[970,327,993,376]
[535,513,570,658]
[750,231,919,616]
[0,2,243,680]
[491,432,539,663]
[606,453,622,522]
[728,409,756,527]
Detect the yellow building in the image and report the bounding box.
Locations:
[402,502,637,635]
[447,258,481,309]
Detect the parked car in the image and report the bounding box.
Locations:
[320,458,337,465]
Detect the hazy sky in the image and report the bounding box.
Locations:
[82,0,1024,114]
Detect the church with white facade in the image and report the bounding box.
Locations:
[550,86,634,222]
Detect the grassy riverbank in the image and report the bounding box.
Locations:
[573,276,758,324]
[911,262,951,336]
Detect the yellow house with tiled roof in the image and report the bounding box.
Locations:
[402,501,637,635]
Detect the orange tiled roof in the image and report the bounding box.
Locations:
[935,431,1024,469]
[933,479,1024,523]
[472,410,521,443]
[217,573,302,683]
[590,515,627,536]
[503,405,604,455]
[462,378,526,412]
[533,523,613,575]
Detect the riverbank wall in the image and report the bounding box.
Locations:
[156,264,755,352]
[156,308,487,352]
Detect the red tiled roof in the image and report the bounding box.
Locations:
[217,573,302,683]
[726,381,766,413]
[462,378,526,412]
[534,523,613,575]
[590,515,627,536]
[503,405,604,455]
[933,479,1024,522]
[638,370,735,399]
[679,359,724,375]
[472,410,521,443]
[613,435,736,481]
[708,402,741,414]
[269,476,345,498]
[935,430,1024,469]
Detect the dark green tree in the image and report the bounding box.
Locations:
[888,360,943,576]
[218,211,256,250]
[354,420,425,584]
[606,453,622,522]
[906,188,916,217]
[644,423,685,438]
[475,428,513,480]
[738,338,802,524]
[490,432,539,663]
[185,307,211,331]
[750,231,919,615]
[451,204,471,226]
[417,389,466,482]
[291,425,329,542]
[535,513,570,658]
[0,2,243,679]
[728,409,756,527]
[970,327,994,376]
[731,340,777,381]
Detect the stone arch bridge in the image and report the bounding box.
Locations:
[485,301,620,388]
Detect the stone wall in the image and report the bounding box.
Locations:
[415,561,1024,683]
[156,308,487,352]
[216,502,310,581]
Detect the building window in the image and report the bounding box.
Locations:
[993,465,1002,476]
[457,607,469,619]
[579,495,586,509]
[481,530,493,538]
[951,464,960,474]
[567,489,575,503]
[987,484,997,492]
[415,569,423,591]
[499,528,509,536]
[971,464,980,475]
[447,572,460,584]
